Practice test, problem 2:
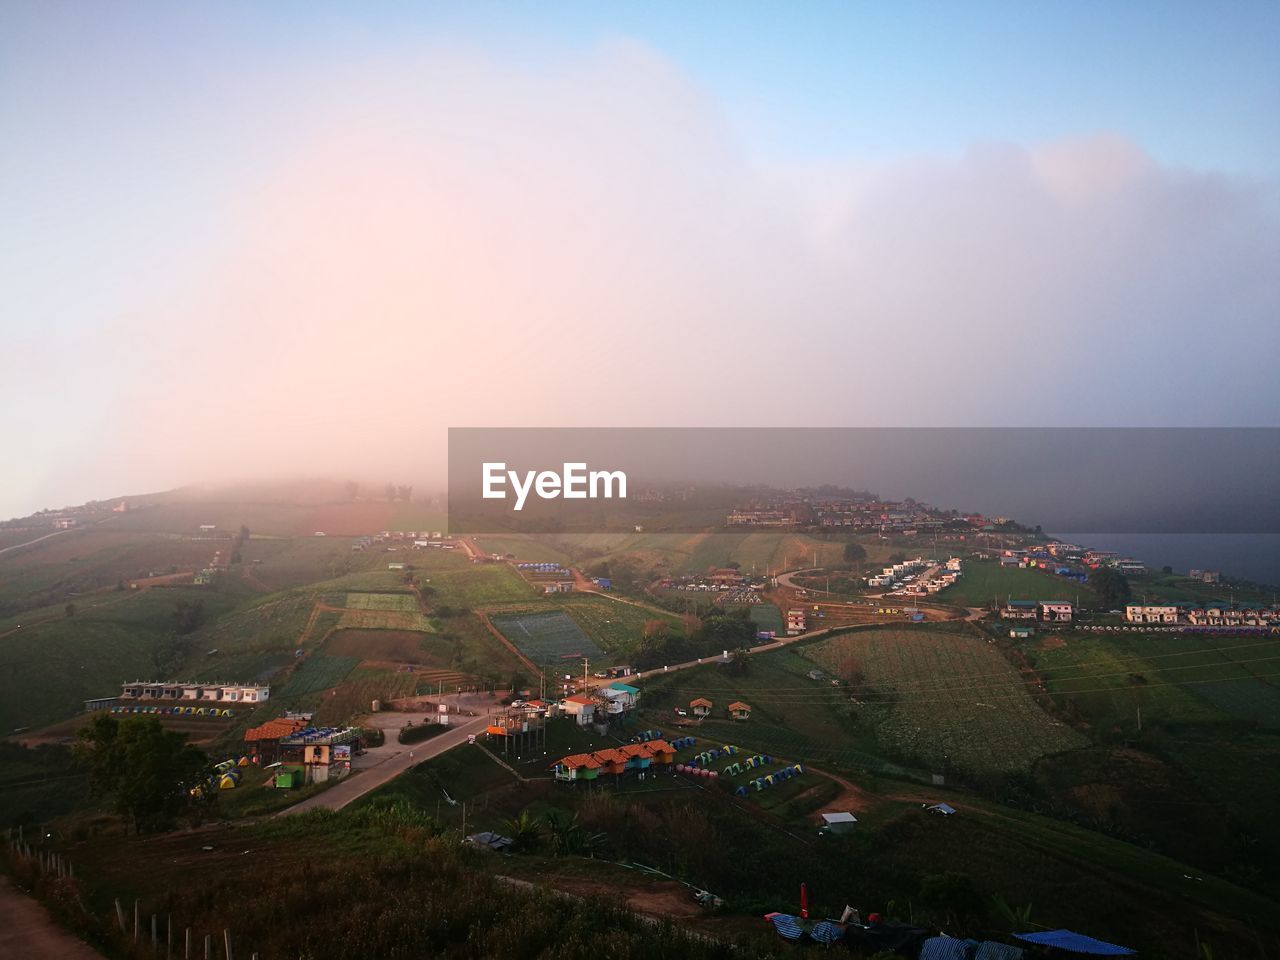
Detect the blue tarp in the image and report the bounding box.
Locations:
[766,913,805,941]
[1014,930,1135,956]
[975,942,1024,960]
[919,935,974,960]
[810,921,845,944]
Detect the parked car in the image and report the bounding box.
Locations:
[675,708,688,717]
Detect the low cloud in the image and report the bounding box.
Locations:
[4,38,1278,516]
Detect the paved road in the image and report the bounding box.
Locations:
[0,529,73,557]
[0,877,103,959]
[278,713,489,814]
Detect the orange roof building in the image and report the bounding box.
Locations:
[243,716,309,763]
[728,701,752,720]
[552,738,678,780]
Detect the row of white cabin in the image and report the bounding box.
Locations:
[120,682,270,703]
[868,557,961,591]
[1124,603,1280,626]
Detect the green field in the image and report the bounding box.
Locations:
[643,625,1084,776]
[280,654,361,696]
[489,610,604,666]
[426,563,534,608]
[810,627,1086,773]
[725,602,784,635]
[338,591,434,631]
[0,586,248,731]
[938,560,1098,607]
[556,594,681,654]
[1028,633,1248,731]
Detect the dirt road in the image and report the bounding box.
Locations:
[0,877,103,959]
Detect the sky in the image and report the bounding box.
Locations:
[1,1,1278,519]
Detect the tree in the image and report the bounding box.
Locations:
[64,602,77,618]
[238,524,251,542]
[397,484,413,503]
[843,542,867,566]
[74,715,210,832]
[172,599,204,635]
[344,480,359,501]
[726,647,750,676]
[501,810,545,852]
[545,811,606,857]
[1091,567,1132,608]
[385,482,396,502]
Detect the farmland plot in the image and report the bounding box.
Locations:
[810,627,1086,773]
[490,610,603,666]
[338,592,433,631]
[557,594,681,653]
[428,564,534,608]
[281,655,360,696]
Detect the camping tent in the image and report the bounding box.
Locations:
[920,935,975,960]
[1013,930,1135,956]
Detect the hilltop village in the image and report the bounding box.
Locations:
[1,486,1278,959]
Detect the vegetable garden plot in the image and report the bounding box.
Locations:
[489,610,604,665]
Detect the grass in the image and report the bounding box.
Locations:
[556,593,681,655]
[428,564,535,608]
[280,655,361,696]
[338,591,434,631]
[1028,633,1234,732]
[0,586,247,731]
[809,627,1087,773]
[489,610,604,666]
[937,560,1098,607]
[727,603,783,635]
[643,626,1084,777]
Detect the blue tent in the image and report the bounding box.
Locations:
[975,942,1025,960]
[1014,930,1135,956]
[920,936,975,960]
[765,913,805,941]
[810,920,845,944]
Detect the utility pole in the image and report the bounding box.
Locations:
[582,657,590,686]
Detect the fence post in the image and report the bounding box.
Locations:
[204,932,211,960]
[152,913,158,947]
[115,898,126,932]
[134,900,140,941]
[167,914,172,959]
[223,928,233,960]
[185,927,191,960]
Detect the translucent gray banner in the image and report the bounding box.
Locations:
[447,428,1280,535]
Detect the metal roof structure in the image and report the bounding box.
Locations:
[1013,929,1135,956]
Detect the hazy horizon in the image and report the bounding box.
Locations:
[3,2,1278,520]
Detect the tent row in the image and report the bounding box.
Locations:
[111,705,234,718]
[735,765,804,796]
[686,743,743,767]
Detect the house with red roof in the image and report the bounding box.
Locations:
[243,716,309,764]
[552,753,602,781]
[559,693,598,726]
